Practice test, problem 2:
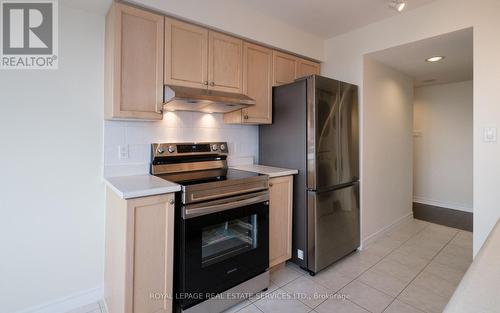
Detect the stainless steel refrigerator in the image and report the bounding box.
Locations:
[259,75,360,275]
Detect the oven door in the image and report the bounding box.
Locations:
[176,191,269,310]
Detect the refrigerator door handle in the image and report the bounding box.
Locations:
[306,76,317,190]
[338,90,343,179]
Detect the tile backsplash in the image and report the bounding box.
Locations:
[103,111,259,177]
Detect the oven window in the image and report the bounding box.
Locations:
[201,214,258,267]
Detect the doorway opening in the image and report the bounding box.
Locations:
[363,27,473,232]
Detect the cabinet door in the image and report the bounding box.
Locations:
[224,42,273,124]
[208,32,243,93]
[127,194,175,313]
[272,51,297,86]
[296,58,320,79]
[105,3,164,120]
[165,17,208,89]
[269,176,294,268]
[243,43,273,124]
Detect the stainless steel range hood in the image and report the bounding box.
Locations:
[163,85,256,113]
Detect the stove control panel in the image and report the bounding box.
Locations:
[152,142,229,158]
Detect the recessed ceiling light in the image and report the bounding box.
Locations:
[389,0,406,12]
[426,56,445,62]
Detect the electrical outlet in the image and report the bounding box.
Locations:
[297,249,304,260]
[484,127,497,142]
[118,145,129,160]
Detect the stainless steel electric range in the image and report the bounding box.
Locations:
[151,142,270,313]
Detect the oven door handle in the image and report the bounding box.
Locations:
[183,191,269,219]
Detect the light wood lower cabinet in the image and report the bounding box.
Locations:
[105,3,164,120]
[104,188,175,313]
[224,42,273,124]
[268,175,294,268]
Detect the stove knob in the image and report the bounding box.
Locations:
[211,144,219,151]
[220,144,226,151]
[168,145,175,153]
[157,146,165,154]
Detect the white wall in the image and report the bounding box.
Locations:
[127,0,324,61]
[413,81,473,212]
[0,5,105,313]
[322,0,500,256]
[104,113,259,177]
[362,58,414,243]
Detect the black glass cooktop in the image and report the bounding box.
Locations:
[155,169,262,186]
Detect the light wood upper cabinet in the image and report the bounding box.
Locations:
[164,17,208,89]
[273,51,321,86]
[105,3,164,120]
[165,22,242,93]
[224,42,273,124]
[105,189,175,313]
[273,51,297,86]
[226,49,320,124]
[296,58,320,79]
[104,4,319,122]
[269,175,294,268]
[208,32,243,93]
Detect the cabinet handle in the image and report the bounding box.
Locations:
[269,183,273,187]
[210,82,215,86]
[169,199,175,205]
[244,115,249,120]
[204,81,208,85]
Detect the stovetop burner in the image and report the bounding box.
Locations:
[157,168,262,186]
[150,142,269,204]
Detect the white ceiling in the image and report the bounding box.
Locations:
[367,28,473,87]
[62,0,112,15]
[64,0,439,38]
[235,0,438,38]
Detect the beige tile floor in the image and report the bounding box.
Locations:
[72,219,472,313]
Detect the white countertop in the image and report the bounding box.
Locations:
[230,164,298,178]
[444,219,500,313]
[104,175,181,199]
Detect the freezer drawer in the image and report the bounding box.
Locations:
[307,183,360,273]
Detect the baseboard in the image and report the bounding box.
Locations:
[413,196,473,213]
[14,286,103,313]
[361,211,414,249]
[102,300,109,313]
